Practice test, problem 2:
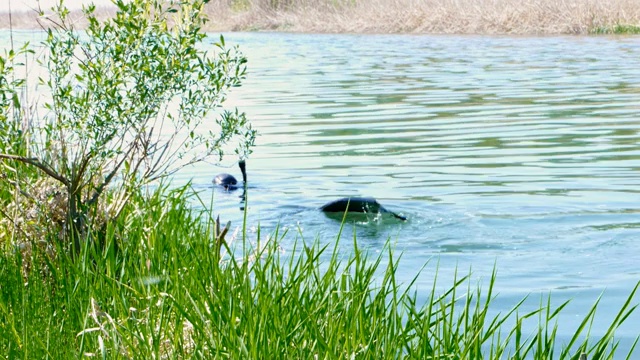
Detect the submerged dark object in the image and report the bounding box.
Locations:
[214,160,247,191]
[320,197,406,221]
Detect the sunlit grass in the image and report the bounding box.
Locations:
[0,183,638,358]
[591,23,640,35]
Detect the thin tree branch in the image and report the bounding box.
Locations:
[0,206,31,240]
[0,153,69,187]
[87,144,136,207]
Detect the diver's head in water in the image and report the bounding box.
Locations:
[214,160,247,191]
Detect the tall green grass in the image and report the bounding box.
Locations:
[591,24,640,35]
[0,184,638,358]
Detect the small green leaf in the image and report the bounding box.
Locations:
[11,93,20,109]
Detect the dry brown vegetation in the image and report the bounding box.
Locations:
[2,0,640,35]
[203,0,640,34]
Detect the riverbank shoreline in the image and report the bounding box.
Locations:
[2,0,640,35]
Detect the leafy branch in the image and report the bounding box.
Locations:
[0,0,256,253]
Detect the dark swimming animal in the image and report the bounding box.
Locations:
[320,197,406,221]
[214,160,247,190]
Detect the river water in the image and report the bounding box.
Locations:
[3,30,640,354]
[195,33,640,353]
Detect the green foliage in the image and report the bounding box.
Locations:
[0,0,255,252]
[0,45,37,247]
[0,44,31,156]
[590,23,640,34]
[0,184,637,358]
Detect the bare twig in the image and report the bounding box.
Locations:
[0,154,68,186]
[87,144,135,207]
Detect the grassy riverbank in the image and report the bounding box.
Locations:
[0,184,638,358]
[2,0,640,34]
[1,0,638,357]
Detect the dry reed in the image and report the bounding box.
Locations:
[204,0,640,34]
[2,0,640,35]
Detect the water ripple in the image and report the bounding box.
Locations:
[187,33,640,341]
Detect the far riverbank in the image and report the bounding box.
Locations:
[2,0,640,35]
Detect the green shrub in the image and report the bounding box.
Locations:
[0,0,255,254]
